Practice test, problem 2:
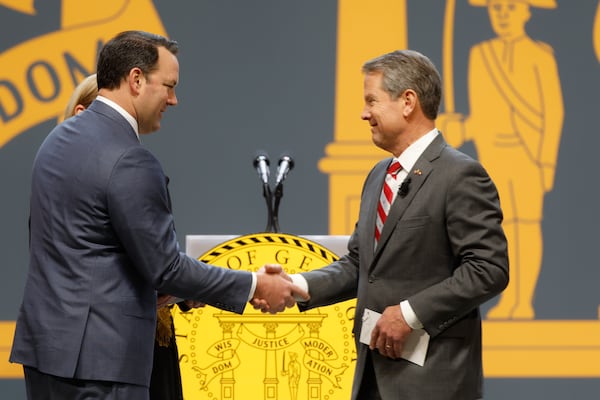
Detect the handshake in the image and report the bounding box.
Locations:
[251,264,308,314]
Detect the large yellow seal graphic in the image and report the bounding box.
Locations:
[174,233,355,400]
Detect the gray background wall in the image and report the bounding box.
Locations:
[1,0,599,398]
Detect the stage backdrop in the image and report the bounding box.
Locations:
[1,1,599,398]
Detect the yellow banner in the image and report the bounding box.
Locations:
[0,0,166,148]
[238,324,305,351]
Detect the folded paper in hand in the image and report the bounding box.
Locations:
[359,308,430,366]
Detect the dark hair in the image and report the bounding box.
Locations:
[96,30,179,90]
[362,50,442,120]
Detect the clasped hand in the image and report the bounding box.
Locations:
[251,264,308,314]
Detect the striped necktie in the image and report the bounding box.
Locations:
[374,160,402,246]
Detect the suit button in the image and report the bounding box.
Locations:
[368,276,374,283]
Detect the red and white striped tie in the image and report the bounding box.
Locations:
[375,160,402,245]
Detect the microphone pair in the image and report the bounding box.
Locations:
[253,154,294,187]
[253,153,295,233]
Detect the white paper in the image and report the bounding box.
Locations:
[359,308,430,366]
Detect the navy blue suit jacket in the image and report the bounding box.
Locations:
[10,100,252,386]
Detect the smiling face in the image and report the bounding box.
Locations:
[135,46,179,134]
[361,71,407,154]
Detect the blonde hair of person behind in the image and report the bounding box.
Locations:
[60,73,98,122]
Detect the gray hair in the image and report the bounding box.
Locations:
[362,50,442,120]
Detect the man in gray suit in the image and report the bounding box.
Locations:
[10,30,307,400]
[258,50,508,399]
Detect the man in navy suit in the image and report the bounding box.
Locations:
[10,30,308,400]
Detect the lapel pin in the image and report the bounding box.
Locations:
[413,169,422,176]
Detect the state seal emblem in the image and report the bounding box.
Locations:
[173,233,355,400]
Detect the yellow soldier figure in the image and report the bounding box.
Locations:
[282,351,301,400]
[440,0,564,319]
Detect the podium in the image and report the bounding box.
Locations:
[179,233,355,400]
[186,234,350,260]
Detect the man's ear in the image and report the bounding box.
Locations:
[402,89,417,117]
[129,67,143,93]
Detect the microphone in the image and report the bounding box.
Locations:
[275,155,294,185]
[398,177,411,198]
[253,154,270,185]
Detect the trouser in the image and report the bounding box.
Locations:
[23,366,148,400]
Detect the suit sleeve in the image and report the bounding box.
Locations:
[408,158,509,337]
[297,164,384,309]
[107,146,252,314]
[298,228,361,309]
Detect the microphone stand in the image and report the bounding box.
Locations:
[262,182,276,232]
[271,182,284,233]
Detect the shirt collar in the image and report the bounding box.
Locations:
[96,95,140,140]
[397,129,439,172]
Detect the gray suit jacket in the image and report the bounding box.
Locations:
[300,134,509,400]
[10,100,253,387]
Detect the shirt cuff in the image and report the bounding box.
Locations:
[400,300,423,329]
[247,272,258,301]
[290,274,309,301]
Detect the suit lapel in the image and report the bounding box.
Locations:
[364,159,391,256]
[373,134,446,259]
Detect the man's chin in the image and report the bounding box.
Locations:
[371,133,381,146]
